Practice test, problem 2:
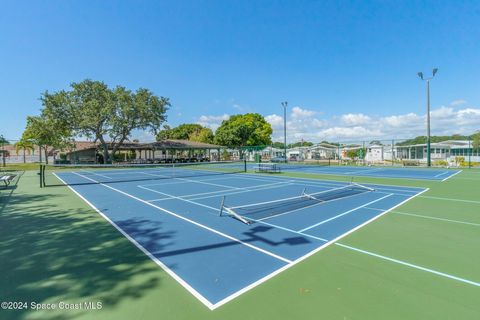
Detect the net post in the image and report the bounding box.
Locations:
[244,159,247,172]
[219,196,225,216]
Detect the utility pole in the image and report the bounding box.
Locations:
[281,101,288,162]
[417,68,438,167]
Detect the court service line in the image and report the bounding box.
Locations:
[365,207,480,227]
[298,194,394,233]
[73,172,292,265]
[335,243,480,287]
[52,173,215,310]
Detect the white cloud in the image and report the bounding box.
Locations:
[381,113,422,128]
[265,114,284,130]
[320,126,383,139]
[341,113,371,126]
[451,99,467,106]
[197,114,230,130]
[195,101,480,143]
[291,106,316,119]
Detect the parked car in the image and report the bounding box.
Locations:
[270,156,286,163]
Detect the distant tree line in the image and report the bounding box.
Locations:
[397,133,480,151]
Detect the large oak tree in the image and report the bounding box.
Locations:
[40,79,170,163]
[214,113,272,147]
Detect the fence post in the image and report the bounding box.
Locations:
[392,139,394,166]
[468,137,472,168]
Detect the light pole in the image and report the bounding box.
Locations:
[417,68,438,167]
[281,101,288,162]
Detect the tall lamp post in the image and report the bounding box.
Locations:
[417,68,438,167]
[281,101,288,162]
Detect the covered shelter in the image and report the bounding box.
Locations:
[60,139,229,164]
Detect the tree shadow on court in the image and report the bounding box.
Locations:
[0,189,176,320]
[153,224,311,259]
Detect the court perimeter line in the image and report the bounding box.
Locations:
[298,194,394,233]
[419,195,480,204]
[59,171,431,310]
[365,207,480,227]
[335,243,480,287]
[52,173,215,310]
[442,169,462,181]
[434,171,451,178]
[72,172,292,265]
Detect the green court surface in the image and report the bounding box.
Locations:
[1,169,479,320]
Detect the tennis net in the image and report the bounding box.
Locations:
[220,182,374,224]
[40,160,246,187]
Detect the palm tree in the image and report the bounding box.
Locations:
[14,140,34,163]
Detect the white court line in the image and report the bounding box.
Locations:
[365,207,480,227]
[72,172,292,266]
[419,195,480,204]
[258,167,447,182]
[434,171,451,178]
[298,194,394,233]
[140,175,251,187]
[186,182,295,202]
[229,185,350,210]
[239,173,478,205]
[52,173,215,309]
[231,174,423,195]
[212,186,431,309]
[139,183,329,244]
[62,171,439,310]
[79,169,112,180]
[147,181,293,202]
[255,187,380,222]
[441,169,462,181]
[335,243,480,287]
[342,167,383,175]
[139,171,243,191]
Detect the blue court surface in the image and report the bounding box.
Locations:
[54,170,427,310]
[250,163,461,181]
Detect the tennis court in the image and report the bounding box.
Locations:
[47,164,427,309]
[249,163,461,181]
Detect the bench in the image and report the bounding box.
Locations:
[1,174,16,187]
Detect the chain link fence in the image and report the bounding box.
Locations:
[1,137,478,168]
[239,138,479,168]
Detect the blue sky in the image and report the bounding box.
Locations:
[1,0,479,143]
